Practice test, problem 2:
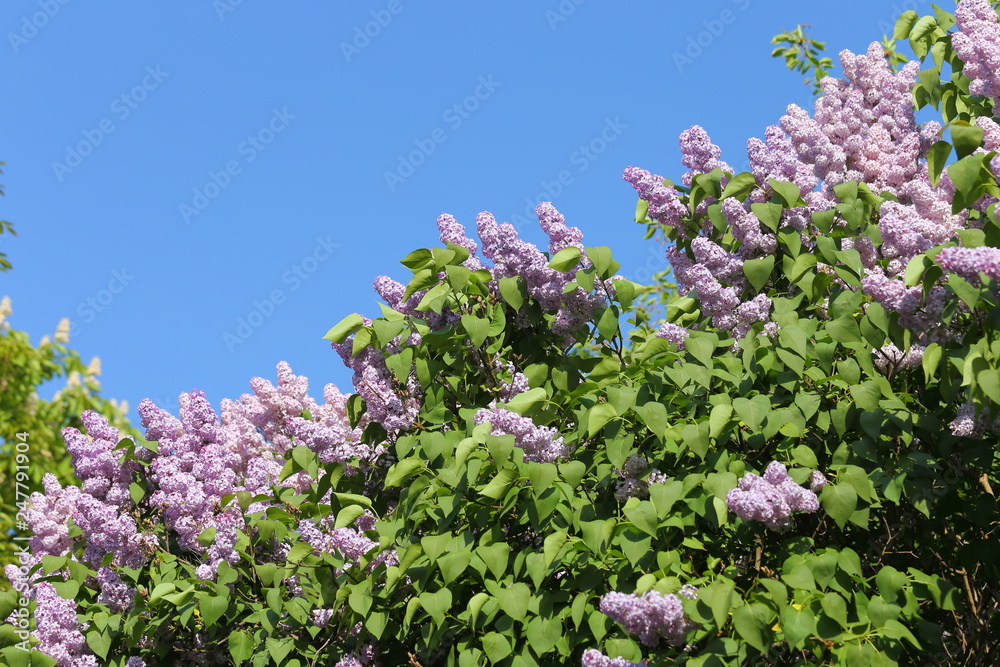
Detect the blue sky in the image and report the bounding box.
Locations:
[1,0,928,426]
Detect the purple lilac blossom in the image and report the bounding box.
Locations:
[32,582,94,667]
[655,322,690,349]
[474,405,569,463]
[622,166,687,232]
[679,125,732,188]
[781,43,923,201]
[599,589,698,647]
[437,212,485,270]
[581,650,647,667]
[809,471,828,493]
[726,461,820,531]
[953,0,1000,109]
[937,245,1000,284]
[333,328,422,434]
[62,410,142,509]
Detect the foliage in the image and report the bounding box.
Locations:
[770,25,834,96]
[0,306,138,587]
[3,2,1000,666]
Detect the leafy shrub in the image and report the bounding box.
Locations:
[3,2,1000,666]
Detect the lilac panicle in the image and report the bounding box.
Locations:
[953,0,1000,109]
[726,461,820,531]
[62,410,141,509]
[32,582,95,667]
[581,650,647,667]
[599,589,698,647]
[474,405,569,463]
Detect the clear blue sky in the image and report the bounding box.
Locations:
[1,0,926,425]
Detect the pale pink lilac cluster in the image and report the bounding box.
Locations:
[333,326,423,434]
[32,582,97,667]
[622,166,687,233]
[781,43,923,201]
[746,124,819,207]
[437,212,486,271]
[495,359,530,402]
[948,400,1000,437]
[62,410,144,509]
[475,204,611,338]
[581,650,647,667]
[937,245,1000,284]
[953,0,1000,109]
[720,197,776,258]
[598,589,698,647]
[654,322,690,350]
[474,405,569,463]
[614,455,667,501]
[726,461,821,531]
[679,125,732,189]
[874,343,926,373]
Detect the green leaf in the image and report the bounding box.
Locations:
[732,605,767,652]
[478,543,510,579]
[199,593,228,627]
[504,387,547,415]
[400,247,433,269]
[480,467,519,500]
[780,605,814,649]
[266,637,294,665]
[438,550,472,584]
[549,246,583,272]
[499,275,527,311]
[720,172,757,199]
[461,314,490,348]
[821,592,848,629]
[952,123,984,159]
[385,457,425,488]
[285,542,313,564]
[323,313,364,343]
[420,584,454,625]
[623,499,658,537]
[743,256,775,292]
[228,630,254,666]
[588,402,618,436]
[893,10,919,39]
[482,632,513,663]
[86,630,111,660]
[821,484,858,529]
[977,368,1000,404]
[769,179,802,206]
[849,381,881,411]
[587,246,620,278]
[926,141,951,187]
[496,582,531,622]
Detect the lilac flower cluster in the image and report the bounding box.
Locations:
[62,410,143,509]
[937,245,1000,284]
[32,582,96,667]
[782,43,923,201]
[474,405,569,463]
[949,400,1000,437]
[613,455,667,501]
[953,0,1000,109]
[333,326,423,435]
[679,125,732,188]
[495,359,530,402]
[655,322,690,350]
[581,650,647,667]
[598,589,698,647]
[622,166,687,232]
[474,204,611,338]
[874,343,925,374]
[725,461,821,531]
